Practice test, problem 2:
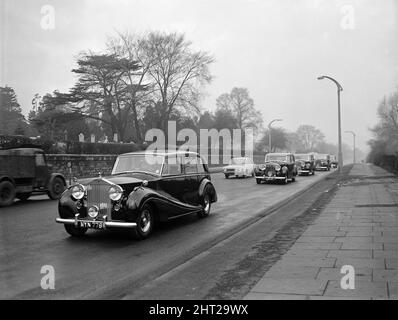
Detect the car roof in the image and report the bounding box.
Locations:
[119,150,200,157]
[266,153,292,156]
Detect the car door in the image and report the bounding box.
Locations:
[159,154,184,201]
[182,154,199,205]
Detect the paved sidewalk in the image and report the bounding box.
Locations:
[244,164,398,300]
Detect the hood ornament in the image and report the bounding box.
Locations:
[98,171,102,178]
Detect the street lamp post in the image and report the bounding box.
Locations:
[345,131,356,164]
[268,119,283,153]
[317,76,344,174]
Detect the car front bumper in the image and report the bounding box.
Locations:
[56,215,137,229]
[256,175,286,181]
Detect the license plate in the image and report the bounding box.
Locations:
[79,221,104,229]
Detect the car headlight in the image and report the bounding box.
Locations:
[88,205,99,218]
[275,164,281,171]
[71,184,85,200]
[109,185,123,201]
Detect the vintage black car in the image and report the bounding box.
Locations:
[0,147,66,206]
[56,151,217,240]
[314,153,331,171]
[254,153,298,184]
[294,153,315,176]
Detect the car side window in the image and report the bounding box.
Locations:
[162,155,182,175]
[35,153,46,166]
[184,156,198,174]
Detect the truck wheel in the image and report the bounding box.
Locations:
[64,224,87,237]
[47,177,66,200]
[17,193,32,202]
[0,181,16,207]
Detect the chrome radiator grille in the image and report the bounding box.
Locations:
[86,179,112,217]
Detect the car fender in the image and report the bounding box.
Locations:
[199,179,217,203]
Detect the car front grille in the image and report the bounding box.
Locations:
[86,179,112,218]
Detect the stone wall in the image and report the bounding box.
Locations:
[46,154,117,182]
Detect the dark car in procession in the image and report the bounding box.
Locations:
[295,153,316,176]
[314,153,331,171]
[56,151,217,240]
[254,153,298,184]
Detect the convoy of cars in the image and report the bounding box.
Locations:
[0,137,336,240]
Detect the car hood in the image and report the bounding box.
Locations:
[264,161,287,166]
[223,165,244,170]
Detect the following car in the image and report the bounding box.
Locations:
[254,153,298,184]
[294,153,315,176]
[314,153,331,171]
[223,157,255,179]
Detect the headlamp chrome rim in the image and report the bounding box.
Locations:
[109,185,123,201]
[88,205,99,218]
[71,184,85,200]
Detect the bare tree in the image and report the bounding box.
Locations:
[143,32,214,131]
[215,87,262,130]
[295,125,325,151]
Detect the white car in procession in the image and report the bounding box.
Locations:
[223,157,256,179]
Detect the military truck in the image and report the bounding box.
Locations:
[0,147,66,206]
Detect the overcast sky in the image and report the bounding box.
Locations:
[1,0,397,151]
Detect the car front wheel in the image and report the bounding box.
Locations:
[129,204,154,240]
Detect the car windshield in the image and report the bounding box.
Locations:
[229,158,246,165]
[317,154,328,160]
[112,154,164,175]
[295,154,310,161]
[265,155,288,162]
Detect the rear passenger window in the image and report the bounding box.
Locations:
[184,156,198,174]
[162,156,182,175]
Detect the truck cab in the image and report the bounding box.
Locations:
[0,147,66,206]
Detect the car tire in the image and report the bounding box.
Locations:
[225,175,229,179]
[17,193,32,202]
[283,175,288,185]
[256,178,262,184]
[129,204,154,240]
[64,224,87,237]
[47,177,66,200]
[0,181,16,207]
[198,191,211,219]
